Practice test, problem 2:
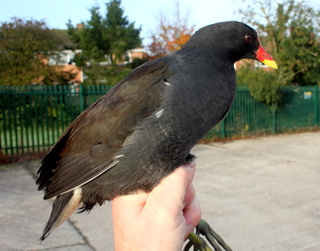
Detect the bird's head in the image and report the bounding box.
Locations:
[187,21,278,69]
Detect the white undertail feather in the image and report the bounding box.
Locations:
[41,187,84,241]
[53,187,83,230]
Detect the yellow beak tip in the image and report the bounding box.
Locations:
[261,59,278,70]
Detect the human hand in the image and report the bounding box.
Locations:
[112,161,201,251]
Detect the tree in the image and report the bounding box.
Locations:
[148,2,195,59]
[67,0,141,64]
[238,0,320,86]
[104,0,142,63]
[50,29,77,50]
[0,18,75,86]
[237,67,282,109]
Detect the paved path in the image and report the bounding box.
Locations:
[1,131,320,251]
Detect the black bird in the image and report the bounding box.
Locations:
[37,21,277,250]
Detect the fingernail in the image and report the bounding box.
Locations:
[188,160,195,168]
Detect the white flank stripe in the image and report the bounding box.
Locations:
[60,159,119,195]
[155,109,164,118]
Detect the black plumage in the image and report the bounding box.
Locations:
[37,21,277,242]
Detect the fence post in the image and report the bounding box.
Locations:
[272,110,276,134]
[314,85,319,126]
[79,84,85,112]
[221,119,226,139]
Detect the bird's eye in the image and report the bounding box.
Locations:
[244,35,253,42]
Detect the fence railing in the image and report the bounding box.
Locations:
[1,85,319,155]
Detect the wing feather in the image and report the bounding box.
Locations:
[37,58,173,199]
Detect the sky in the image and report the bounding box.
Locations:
[1,0,320,46]
[0,0,243,45]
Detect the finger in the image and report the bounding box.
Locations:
[183,195,201,239]
[184,183,196,209]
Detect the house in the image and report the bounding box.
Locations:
[48,49,82,66]
[125,48,149,63]
[44,50,83,84]
[99,47,149,65]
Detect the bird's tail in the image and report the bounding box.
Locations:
[40,188,83,242]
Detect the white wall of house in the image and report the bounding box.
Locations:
[48,50,82,66]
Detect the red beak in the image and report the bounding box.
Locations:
[256,45,278,69]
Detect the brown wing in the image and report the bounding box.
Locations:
[36,58,173,199]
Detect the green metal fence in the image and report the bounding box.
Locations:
[0,85,319,155]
